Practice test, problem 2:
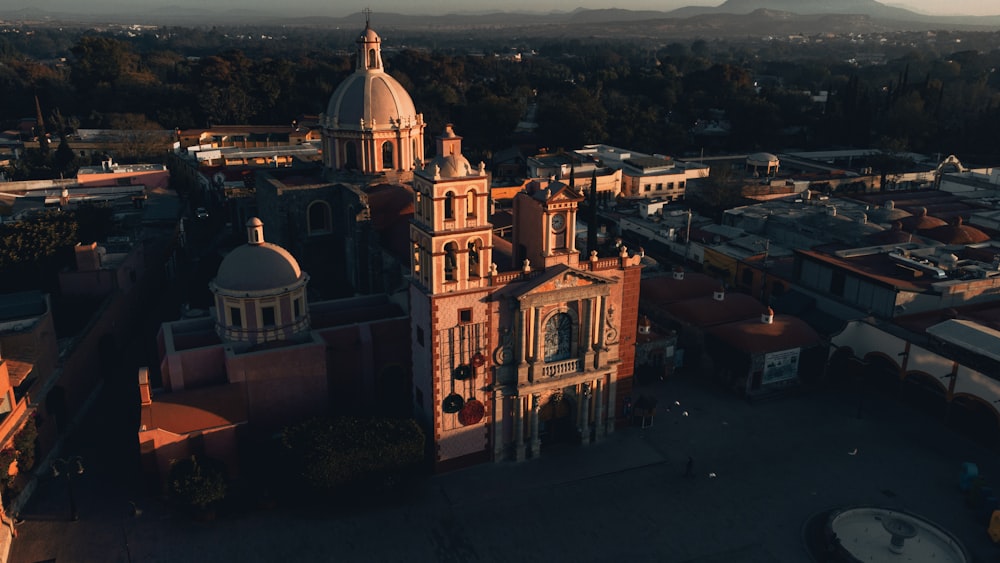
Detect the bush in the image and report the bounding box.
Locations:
[13,422,38,473]
[168,455,227,511]
[0,448,16,490]
[281,416,426,500]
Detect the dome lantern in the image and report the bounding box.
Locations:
[247,217,264,246]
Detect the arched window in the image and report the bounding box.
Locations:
[468,240,480,278]
[412,138,419,164]
[444,192,455,220]
[307,201,331,234]
[345,142,358,170]
[466,189,477,218]
[444,242,458,281]
[544,313,573,362]
[382,141,394,170]
[368,48,377,69]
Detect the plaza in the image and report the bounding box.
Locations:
[10,370,1000,562]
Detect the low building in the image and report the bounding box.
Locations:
[576,144,709,201]
[59,239,145,299]
[705,308,824,398]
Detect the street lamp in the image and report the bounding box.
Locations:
[685,209,692,264]
[123,500,142,563]
[51,456,84,521]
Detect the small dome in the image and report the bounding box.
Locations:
[900,208,947,232]
[430,153,473,178]
[425,124,473,178]
[215,219,303,292]
[865,221,919,245]
[923,217,990,245]
[869,200,912,223]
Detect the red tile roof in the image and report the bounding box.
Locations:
[640,271,722,305]
[140,383,248,436]
[707,315,821,353]
[666,293,768,328]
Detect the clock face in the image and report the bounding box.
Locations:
[551,213,566,232]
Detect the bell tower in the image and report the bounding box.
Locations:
[409,124,493,294]
[409,125,495,469]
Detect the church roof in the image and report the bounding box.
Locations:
[214,218,304,292]
[140,382,248,436]
[325,24,418,132]
[326,73,417,132]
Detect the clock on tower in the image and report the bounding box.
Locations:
[551,213,566,232]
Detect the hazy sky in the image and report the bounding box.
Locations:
[12,0,1000,17]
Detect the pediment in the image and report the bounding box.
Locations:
[507,264,614,302]
[545,186,584,203]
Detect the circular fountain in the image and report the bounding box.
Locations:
[816,506,970,563]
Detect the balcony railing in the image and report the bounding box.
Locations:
[541,357,582,378]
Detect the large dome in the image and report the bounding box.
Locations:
[214,218,304,293]
[326,73,417,131]
[325,25,417,132]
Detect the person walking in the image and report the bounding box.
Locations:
[684,456,694,478]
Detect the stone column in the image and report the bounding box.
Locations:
[569,213,577,253]
[594,379,605,440]
[531,308,541,381]
[514,395,526,461]
[530,393,541,458]
[518,308,530,385]
[595,295,606,368]
[493,393,505,462]
[518,308,529,365]
[580,383,592,445]
[583,298,595,369]
[605,375,617,436]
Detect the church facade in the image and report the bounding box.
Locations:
[409,127,642,470]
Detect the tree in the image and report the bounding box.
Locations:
[281,416,425,501]
[536,85,607,150]
[53,136,79,178]
[168,455,227,511]
[69,36,138,91]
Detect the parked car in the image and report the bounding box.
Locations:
[195,207,209,219]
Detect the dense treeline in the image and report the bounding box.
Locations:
[2,26,1000,165]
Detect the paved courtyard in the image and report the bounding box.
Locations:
[10,373,1000,563]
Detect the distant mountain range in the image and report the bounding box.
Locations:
[1,0,999,32]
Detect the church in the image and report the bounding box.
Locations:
[408,126,643,469]
[139,17,642,475]
[287,17,644,469]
